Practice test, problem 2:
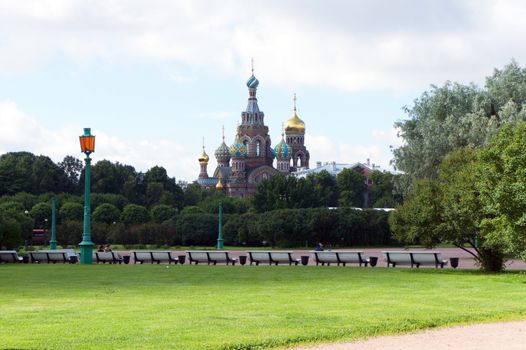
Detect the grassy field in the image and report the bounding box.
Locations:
[1,266,526,350]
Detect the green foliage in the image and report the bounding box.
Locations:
[392,61,526,196]
[30,202,51,228]
[59,202,84,221]
[390,179,444,247]
[306,170,338,207]
[336,168,366,207]
[58,155,83,192]
[120,204,150,225]
[180,205,206,214]
[90,193,128,210]
[92,203,121,224]
[0,212,22,249]
[369,171,401,208]
[197,193,249,214]
[176,212,216,245]
[0,152,70,195]
[390,148,506,271]
[253,172,348,212]
[150,204,177,223]
[477,123,526,260]
[56,220,83,246]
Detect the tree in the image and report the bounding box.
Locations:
[336,168,366,207]
[477,123,526,261]
[438,148,504,271]
[368,171,401,208]
[392,61,526,196]
[31,155,69,193]
[253,174,297,212]
[0,211,23,249]
[0,152,36,195]
[150,204,177,223]
[58,155,83,191]
[306,170,338,207]
[120,204,150,225]
[92,203,121,224]
[59,202,84,221]
[389,179,442,247]
[390,148,506,271]
[30,202,52,229]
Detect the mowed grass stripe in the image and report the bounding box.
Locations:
[0,265,525,349]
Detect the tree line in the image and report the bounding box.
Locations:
[0,151,398,249]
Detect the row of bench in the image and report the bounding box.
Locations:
[0,250,449,268]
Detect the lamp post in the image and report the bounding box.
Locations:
[79,128,95,264]
[217,201,223,249]
[49,198,57,250]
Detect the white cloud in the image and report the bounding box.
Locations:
[0,101,196,181]
[0,1,525,90]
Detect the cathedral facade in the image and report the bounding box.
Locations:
[196,72,310,198]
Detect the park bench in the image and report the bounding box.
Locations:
[187,251,237,265]
[247,251,300,266]
[337,251,370,267]
[312,251,370,267]
[29,251,70,264]
[383,251,448,268]
[132,251,178,264]
[0,250,23,263]
[95,251,123,264]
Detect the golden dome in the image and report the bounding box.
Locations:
[198,147,209,164]
[284,110,305,133]
[215,177,224,190]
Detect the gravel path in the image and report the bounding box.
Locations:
[290,320,526,350]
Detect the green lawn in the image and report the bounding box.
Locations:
[1,266,526,350]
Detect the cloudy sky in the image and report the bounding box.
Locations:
[0,0,525,181]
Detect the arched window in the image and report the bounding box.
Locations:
[243,140,249,155]
[256,141,261,156]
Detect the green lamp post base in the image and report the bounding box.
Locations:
[79,241,94,264]
[49,240,58,250]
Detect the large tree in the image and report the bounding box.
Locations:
[390,148,506,271]
[392,61,526,195]
[336,168,366,207]
[477,123,526,261]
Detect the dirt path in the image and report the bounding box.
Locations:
[290,320,526,350]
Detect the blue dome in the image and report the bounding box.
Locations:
[274,139,292,160]
[246,75,259,88]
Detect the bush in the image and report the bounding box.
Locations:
[120,204,150,225]
[93,204,121,224]
[150,204,177,223]
[59,202,84,221]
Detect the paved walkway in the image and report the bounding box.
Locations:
[291,320,526,350]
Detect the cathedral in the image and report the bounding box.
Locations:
[196,70,310,198]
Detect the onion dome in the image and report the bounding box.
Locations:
[269,147,276,159]
[229,136,247,157]
[198,146,209,164]
[246,74,259,89]
[284,93,305,133]
[216,177,224,190]
[215,141,231,163]
[274,137,292,160]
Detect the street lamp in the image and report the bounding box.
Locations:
[49,198,57,250]
[79,128,95,264]
[217,201,223,249]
